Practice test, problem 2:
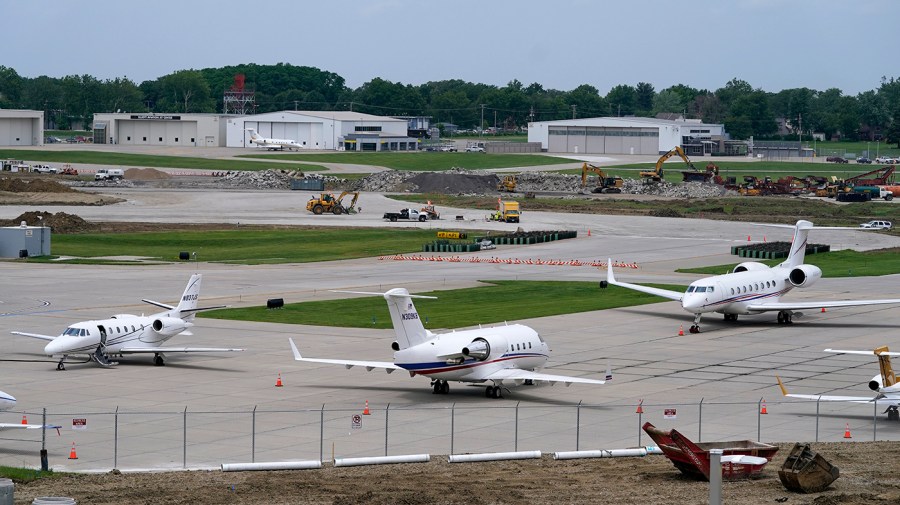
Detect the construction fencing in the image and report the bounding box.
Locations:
[3,398,898,471]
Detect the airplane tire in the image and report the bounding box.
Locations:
[485,386,494,398]
[154,355,165,366]
[441,381,449,394]
[493,387,502,399]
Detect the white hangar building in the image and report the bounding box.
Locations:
[92,113,230,146]
[0,110,44,147]
[528,117,727,155]
[225,111,417,151]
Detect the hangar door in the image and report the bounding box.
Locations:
[0,118,35,146]
[116,120,199,146]
[244,121,313,148]
[548,126,658,154]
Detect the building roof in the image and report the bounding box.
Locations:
[532,116,722,129]
[267,110,406,122]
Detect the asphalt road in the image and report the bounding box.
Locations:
[2,188,900,471]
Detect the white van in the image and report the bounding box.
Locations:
[95,168,125,181]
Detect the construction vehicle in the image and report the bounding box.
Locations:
[580,163,624,193]
[383,208,429,222]
[420,202,441,220]
[306,191,359,215]
[59,164,78,176]
[490,200,520,223]
[843,166,895,186]
[497,175,517,192]
[640,146,696,183]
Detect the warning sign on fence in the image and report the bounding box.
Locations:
[663,409,677,420]
[72,418,87,430]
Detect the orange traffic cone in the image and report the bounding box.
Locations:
[636,399,644,414]
[21,415,27,425]
[275,373,283,387]
[821,307,826,313]
[678,324,684,336]
[844,423,852,439]
[68,442,78,460]
[587,229,591,237]
[760,400,768,415]
[747,235,751,242]
[363,400,371,415]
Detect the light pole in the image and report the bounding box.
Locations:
[480,104,485,138]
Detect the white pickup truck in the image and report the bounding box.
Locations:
[383,208,429,222]
[31,164,57,174]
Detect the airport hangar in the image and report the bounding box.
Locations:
[528,116,733,156]
[92,111,418,151]
[0,109,44,147]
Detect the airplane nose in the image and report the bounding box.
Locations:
[682,296,705,312]
[44,338,65,355]
[0,390,16,410]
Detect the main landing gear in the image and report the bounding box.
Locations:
[154,353,166,366]
[886,406,899,421]
[776,311,794,324]
[431,379,449,394]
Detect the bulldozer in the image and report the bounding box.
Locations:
[581,163,623,193]
[641,146,697,183]
[497,175,517,192]
[306,191,360,215]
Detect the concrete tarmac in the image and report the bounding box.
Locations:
[2,190,900,471]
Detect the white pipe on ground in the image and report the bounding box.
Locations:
[333,454,430,467]
[448,451,541,463]
[221,460,322,472]
[553,448,647,460]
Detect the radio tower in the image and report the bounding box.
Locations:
[223,74,255,115]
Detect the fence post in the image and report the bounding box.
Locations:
[757,397,762,442]
[873,400,878,441]
[41,407,48,471]
[815,396,820,442]
[183,406,188,469]
[637,409,643,447]
[575,401,582,451]
[514,402,519,452]
[450,403,455,455]
[698,398,703,442]
[320,404,325,463]
[252,405,257,463]
[385,403,390,457]
[114,406,119,470]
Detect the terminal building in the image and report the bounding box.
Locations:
[0,110,44,147]
[528,117,733,156]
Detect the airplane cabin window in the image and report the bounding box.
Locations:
[731,288,735,295]
[708,287,714,292]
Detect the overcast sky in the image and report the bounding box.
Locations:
[3,0,896,96]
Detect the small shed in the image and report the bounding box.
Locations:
[0,223,51,257]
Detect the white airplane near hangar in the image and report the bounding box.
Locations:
[604,219,900,333]
[289,288,611,399]
[0,389,60,432]
[11,274,242,370]
[777,346,900,421]
[245,128,305,151]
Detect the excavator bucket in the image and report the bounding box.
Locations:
[777,443,839,493]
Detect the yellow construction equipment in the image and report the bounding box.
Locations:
[581,163,624,193]
[497,175,517,192]
[306,191,360,215]
[641,146,696,183]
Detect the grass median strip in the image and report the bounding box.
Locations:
[200,280,681,329]
[677,248,900,277]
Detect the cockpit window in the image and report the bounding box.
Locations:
[64,327,89,337]
[687,286,696,293]
[695,286,707,293]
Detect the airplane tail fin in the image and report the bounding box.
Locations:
[875,346,897,388]
[782,220,813,268]
[174,274,202,320]
[245,128,260,141]
[332,289,436,349]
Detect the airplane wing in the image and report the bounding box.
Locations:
[746,298,900,312]
[289,338,403,373]
[776,376,899,405]
[605,260,684,301]
[10,331,56,341]
[0,422,62,431]
[118,347,243,354]
[480,368,608,386]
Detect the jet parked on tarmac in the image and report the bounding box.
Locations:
[289,288,611,398]
[245,128,305,151]
[12,274,242,370]
[777,346,900,421]
[604,220,900,333]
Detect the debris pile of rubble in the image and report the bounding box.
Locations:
[620,179,738,198]
[508,172,581,192]
[219,169,347,190]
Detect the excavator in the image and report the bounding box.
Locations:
[306,191,360,215]
[640,146,698,183]
[580,163,624,193]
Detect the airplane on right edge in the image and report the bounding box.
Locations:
[605,219,900,333]
[777,346,900,421]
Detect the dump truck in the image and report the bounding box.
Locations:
[490,200,520,223]
[306,191,359,215]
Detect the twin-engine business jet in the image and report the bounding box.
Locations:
[605,219,900,333]
[245,128,305,151]
[12,274,242,370]
[0,390,60,432]
[289,288,611,398]
[777,346,900,421]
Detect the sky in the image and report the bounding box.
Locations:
[2,0,896,96]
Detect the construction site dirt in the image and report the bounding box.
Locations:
[9,441,899,505]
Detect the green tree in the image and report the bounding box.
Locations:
[606,84,636,116]
[652,89,684,116]
[635,82,655,116]
[156,70,215,113]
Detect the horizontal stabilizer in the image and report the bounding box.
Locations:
[330,290,437,300]
[142,299,175,310]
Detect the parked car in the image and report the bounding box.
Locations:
[826,156,848,164]
[875,156,896,164]
[31,164,57,174]
[859,220,892,230]
[856,157,872,164]
[477,239,496,250]
[465,145,485,152]
[439,144,457,152]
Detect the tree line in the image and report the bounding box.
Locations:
[0,63,898,144]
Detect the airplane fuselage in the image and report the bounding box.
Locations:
[0,390,15,411]
[395,324,550,382]
[682,266,793,316]
[43,315,186,357]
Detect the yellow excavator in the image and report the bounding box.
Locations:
[581,163,624,193]
[640,146,697,183]
[306,191,360,215]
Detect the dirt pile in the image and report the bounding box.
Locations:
[1,211,98,233]
[0,178,76,193]
[124,168,171,180]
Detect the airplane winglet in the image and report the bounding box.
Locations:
[776,375,789,396]
[606,259,616,283]
[289,338,302,360]
[605,361,613,382]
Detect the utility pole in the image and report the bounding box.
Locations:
[571,105,577,119]
[480,104,486,138]
[529,106,535,124]
[798,113,802,157]
[294,100,299,111]
[494,110,497,134]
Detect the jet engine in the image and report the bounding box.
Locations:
[152,317,192,336]
[869,375,882,392]
[732,262,768,273]
[788,264,822,288]
[462,336,508,361]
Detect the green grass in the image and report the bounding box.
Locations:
[807,140,899,158]
[49,228,443,264]
[678,248,900,277]
[200,280,680,328]
[0,466,61,482]
[238,152,577,171]
[0,149,328,172]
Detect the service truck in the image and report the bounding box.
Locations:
[491,200,520,223]
[383,208,429,222]
[95,168,125,181]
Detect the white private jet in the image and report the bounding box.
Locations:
[777,346,900,421]
[245,128,305,151]
[604,219,900,333]
[0,390,60,432]
[289,288,611,399]
[12,274,242,370]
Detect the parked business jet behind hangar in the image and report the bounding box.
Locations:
[226,111,416,151]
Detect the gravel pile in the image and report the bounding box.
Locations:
[219,169,347,190]
[621,179,738,198]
